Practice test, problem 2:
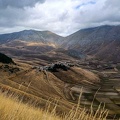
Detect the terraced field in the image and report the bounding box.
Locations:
[0,61,120,119]
[68,69,120,118]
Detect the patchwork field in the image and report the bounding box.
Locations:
[0,59,120,119]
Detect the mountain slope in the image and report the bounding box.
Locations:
[0,30,65,60]
[0,25,120,62]
[0,30,63,45]
[62,25,120,62]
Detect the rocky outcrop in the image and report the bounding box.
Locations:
[0,53,14,64]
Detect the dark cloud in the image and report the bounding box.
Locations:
[0,8,27,27]
[104,0,120,9]
[0,0,45,8]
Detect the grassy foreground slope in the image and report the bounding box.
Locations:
[0,92,109,120]
[0,92,60,120]
[0,62,118,119]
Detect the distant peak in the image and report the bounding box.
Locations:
[20,30,54,34]
[21,29,37,33]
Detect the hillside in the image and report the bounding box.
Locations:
[0,30,66,61]
[62,25,120,62]
[0,91,110,120]
[0,26,120,118]
[0,61,100,111]
[0,52,14,64]
[0,25,120,62]
[0,30,63,45]
[0,59,120,118]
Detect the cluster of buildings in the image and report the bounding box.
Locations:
[32,61,74,72]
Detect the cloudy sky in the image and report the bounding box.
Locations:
[0,0,120,36]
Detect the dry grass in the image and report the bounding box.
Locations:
[0,92,60,120]
[0,91,111,120]
[0,63,118,119]
[73,67,100,82]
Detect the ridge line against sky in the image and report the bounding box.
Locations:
[0,0,120,36]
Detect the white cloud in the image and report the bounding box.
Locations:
[0,0,120,36]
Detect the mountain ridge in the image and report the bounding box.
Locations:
[0,25,120,62]
[0,29,64,45]
[62,25,120,62]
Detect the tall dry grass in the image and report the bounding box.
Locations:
[0,92,60,120]
[0,91,116,120]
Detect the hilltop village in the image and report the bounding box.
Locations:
[32,61,74,72]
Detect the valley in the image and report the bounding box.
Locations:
[0,57,120,119]
[0,25,120,119]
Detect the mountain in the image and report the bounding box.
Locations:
[0,30,63,45]
[0,27,120,117]
[62,25,120,62]
[0,25,120,62]
[0,30,66,60]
